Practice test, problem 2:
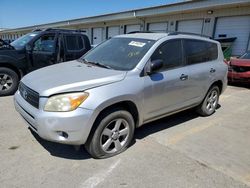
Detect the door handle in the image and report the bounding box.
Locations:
[180,74,188,81]
[210,68,216,73]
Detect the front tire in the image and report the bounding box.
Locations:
[196,86,220,116]
[85,109,135,159]
[0,67,19,96]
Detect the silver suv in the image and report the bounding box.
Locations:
[14,33,227,158]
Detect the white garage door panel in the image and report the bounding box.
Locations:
[215,16,250,56]
[148,22,168,33]
[126,24,141,33]
[177,19,203,34]
[108,26,120,39]
[92,27,103,45]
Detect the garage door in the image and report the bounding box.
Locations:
[148,22,168,33]
[107,26,120,39]
[92,27,103,45]
[125,24,141,34]
[177,19,204,34]
[214,16,250,56]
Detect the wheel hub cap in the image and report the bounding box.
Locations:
[0,79,6,85]
[111,131,119,140]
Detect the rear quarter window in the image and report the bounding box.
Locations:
[184,39,218,65]
[65,35,85,51]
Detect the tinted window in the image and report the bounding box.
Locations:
[151,40,183,70]
[33,34,55,52]
[65,35,85,51]
[184,40,218,65]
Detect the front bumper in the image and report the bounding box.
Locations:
[228,71,250,83]
[14,91,96,145]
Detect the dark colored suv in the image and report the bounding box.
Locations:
[0,28,91,96]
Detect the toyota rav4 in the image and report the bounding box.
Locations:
[14,32,227,158]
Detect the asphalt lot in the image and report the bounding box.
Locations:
[0,85,250,188]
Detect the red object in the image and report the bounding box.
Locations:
[228,58,250,83]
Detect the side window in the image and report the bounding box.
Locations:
[151,40,183,70]
[65,35,85,51]
[184,40,218,65]
[33,34,55,52]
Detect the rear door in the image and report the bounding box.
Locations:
[183,39,219,101]
[143,39,193,121]
[64,34,87,61]
[31,33,57,70]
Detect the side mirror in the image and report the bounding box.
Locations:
[146,59,163,75]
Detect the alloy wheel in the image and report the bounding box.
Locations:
[0,73,13,91]
[206,90,218,112]
[100,118,130,153]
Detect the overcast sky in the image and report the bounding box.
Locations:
[0,0,183,29]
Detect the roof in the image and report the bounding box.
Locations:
[115,32,218,43]
[115,33,168,40]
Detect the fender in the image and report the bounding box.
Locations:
[0,50,27,77]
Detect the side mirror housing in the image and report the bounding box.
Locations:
[145,59,163,75]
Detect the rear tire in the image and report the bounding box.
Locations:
[196,86,220,116]
[85,109,135,159]
[0,67,19,96]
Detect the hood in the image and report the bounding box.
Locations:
[0,39,8,46]
[0,45,15,51]
[21,60,127,96]
[230,58,250,67]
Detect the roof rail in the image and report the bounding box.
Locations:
[44,28,86,32]
[127,31,155,34]
[32,29,43,32]
[31,28,86,33]
[168,31,212,39]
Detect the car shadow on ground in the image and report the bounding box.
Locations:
[30,129,91,160]
[228,82,250,89]
[134,109,199,140]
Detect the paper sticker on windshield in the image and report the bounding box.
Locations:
[129,41,146,47]
[29,34,37,37]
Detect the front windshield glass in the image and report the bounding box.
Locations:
[240,52,250,59]
[10,33,38,50]
[82,38,155,71]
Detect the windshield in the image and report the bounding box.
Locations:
[10,33,38,50]
[240,52,250,59]
[82,38,155,71]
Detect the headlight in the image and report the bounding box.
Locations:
[44,92,89,112]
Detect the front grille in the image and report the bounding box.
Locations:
[232,66,250,73]
[19,82,39,109]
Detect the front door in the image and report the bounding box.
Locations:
[142,39,193,121]
[30,33,57,70]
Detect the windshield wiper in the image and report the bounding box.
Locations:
[78,58,112,69]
